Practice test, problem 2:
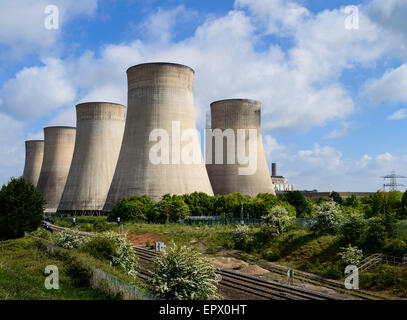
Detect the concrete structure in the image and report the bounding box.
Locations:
[103,62,213,211]
[58,103,126,215]
[270,162,295,192]
[206,99,275,197]
[22,140,44,187]
[36,127,76,213]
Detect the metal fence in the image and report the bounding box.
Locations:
[183,217,264,225]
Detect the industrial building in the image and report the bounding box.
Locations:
[57,102,126,215]
[22,140,44,187]
[206,99,275,197]
[36,126,76,213]
[103,62,214,211]
[270,163,295,193]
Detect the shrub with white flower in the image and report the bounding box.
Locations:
[149,242,221,300]
[261,205,295,234]
[53,229,83,249]
[311,200,343,235]
[80,231,139,279]
[339,244,364,266]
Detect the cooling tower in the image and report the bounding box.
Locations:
[36,126,76,213]
[206,99,275,197]
[22,140,44,187]
[103,62,213,210]
[58,102,126,215]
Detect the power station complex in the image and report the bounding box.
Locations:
[22,62,276,215]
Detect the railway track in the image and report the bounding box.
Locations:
[134,246,338,300]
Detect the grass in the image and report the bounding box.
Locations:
[0,237,113,300]
[124,222,237,251]
[397,220,407,239]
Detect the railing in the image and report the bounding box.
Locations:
[402,254,407,265]
[358,253,383,272]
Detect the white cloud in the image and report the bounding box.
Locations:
[0,58,76,120]
[387,108,407,120]
[0,0,99,59]
[324,122,351,139]
[362,64,407,105]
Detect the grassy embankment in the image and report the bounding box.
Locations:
[0,237,113,300]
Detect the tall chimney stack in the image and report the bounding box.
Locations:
[272,162,277,177]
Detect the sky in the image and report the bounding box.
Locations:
[0,0,407,192]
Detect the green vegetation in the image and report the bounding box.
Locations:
[0,177,44,240]
[0,237,112,300]
[149,242,220,300]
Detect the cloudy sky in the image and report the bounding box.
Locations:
[0,0,406,192]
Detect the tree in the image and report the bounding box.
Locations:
[400,190,407,218]
[340,211,366,245]
[156,195,190,223]
[330,191,343,205]
[182,192,215,216]
[109,195,157,223]
[278,191,313,218]
[149,242,220,300]
[311,200,342,235]
[0,177,44,240]
[361,217,388,252]
[343,195,361,209]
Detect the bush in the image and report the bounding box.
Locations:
[149,242,220,300]
[311,201,342,235]
[232,225,253,250]
[94,221,111,232]
[80,231,139,278]
[64,258,92,287]
[262,205,295,235]
[53,229,84,249]
[30,227,52,240]
[338,244,364,266]
[261,248,280,261]
[0,177,44,240]
[382,239,407,256]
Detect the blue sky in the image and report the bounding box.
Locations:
[1,0,407,192]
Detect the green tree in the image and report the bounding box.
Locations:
[361,217,388,252]
[156,195,190,223]
[182,192,215,216]
[278,191,313,218]
[0,177,44,240]
[109,195,157,223]
[340,211,366,245]
[330,191,343,205]
[343,195,361,209]
[149,242,220,300]
[400,190,407,218]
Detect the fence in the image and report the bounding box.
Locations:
[39,240,157,300]
[183,216,263,225]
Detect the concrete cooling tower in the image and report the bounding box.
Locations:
[58,102,126,215]
[23,140,44,187]
[103,62,213,211]
[36,126,76,213]
[206,99,275,197]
